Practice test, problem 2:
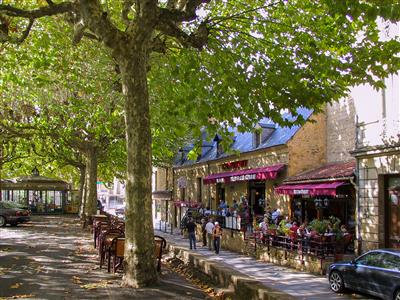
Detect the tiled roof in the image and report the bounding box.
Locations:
[284,161,356,183]
[174,107,313,167]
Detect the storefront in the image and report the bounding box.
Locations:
[275,161,356,229]
[0,172,70,214]
[203,164,286,216]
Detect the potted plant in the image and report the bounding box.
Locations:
[267,224,277,235]
[309,219,329,235]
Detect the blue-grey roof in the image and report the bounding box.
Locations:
[174,107,313,167]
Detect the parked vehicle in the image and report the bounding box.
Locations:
[0,201,31,226]
[328,249,400,300]
[114,204,125,218]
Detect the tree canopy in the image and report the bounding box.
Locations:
[1,0,399,288]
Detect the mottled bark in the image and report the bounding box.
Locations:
[82,147,98,227]
[120,51,157,287]
[78,166,86,218]
[0,147,2,202]
[80,163,88,226]
[2,0,209,288]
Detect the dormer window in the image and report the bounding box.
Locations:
[254,131,262,148]
[253,122,275,148]
[213,134,223,157]
[217,142,223,157]
[178,148,185,162]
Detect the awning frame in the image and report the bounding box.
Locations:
[274,181,349,197]
[203,164,285,185]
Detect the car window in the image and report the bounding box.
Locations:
[356,252,383,267]
[380,253,400,271]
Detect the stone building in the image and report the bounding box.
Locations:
[274,98,357,230]
[171,108,327,226]
[351,71,400,251]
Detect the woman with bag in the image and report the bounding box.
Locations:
[213,221,223,254]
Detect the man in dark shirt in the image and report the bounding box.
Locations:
[186,217,197,250]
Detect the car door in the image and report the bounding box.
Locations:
[345,252,382,294]
[372,253,400,299]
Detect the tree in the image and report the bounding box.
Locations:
[0,15,126,224]
[1,0,399,288]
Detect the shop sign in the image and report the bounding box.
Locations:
[230,174,256,182]
[221,160,248,170]
[216,178,225,183]
[293,189,309,195]
[177,177,187,188]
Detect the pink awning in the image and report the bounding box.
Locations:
[203,164,285,185]
[274,181,347,196]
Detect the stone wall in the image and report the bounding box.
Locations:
[196,227,334,274]
[357,149,400,251]
[257,246,334,275]
[155,167,169,191]
[174,164,209,202]
[173,145,289,210]
[287,112,327,177]
[326,98,356,163]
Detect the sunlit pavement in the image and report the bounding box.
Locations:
[0,216,207,300]
[155,223,378,300]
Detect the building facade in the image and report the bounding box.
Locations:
[171,108,327,224]
[351,70,400,251]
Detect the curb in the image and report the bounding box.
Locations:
[166,243,296,300]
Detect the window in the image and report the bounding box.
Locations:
[356,252,382,267]
[180,188,186,201]
[253,131,261,148]
[214,134,223,157]
[380,253,400,271]
[217,141,223,157]
[197,178,202,202]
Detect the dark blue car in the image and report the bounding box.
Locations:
[328,249,400,300]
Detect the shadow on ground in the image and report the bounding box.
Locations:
[0,215,207,300]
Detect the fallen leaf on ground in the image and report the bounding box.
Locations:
[0,247,12,252]
[80,280,111,290]
[72,276,82,284]
[8,294,34,299]
[0,267,10,276]
[10,283,22,289]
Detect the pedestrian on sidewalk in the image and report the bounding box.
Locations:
[201,217,207,247]
[213,221,223,254]
[205,218,215,251]
[186,217,197,250]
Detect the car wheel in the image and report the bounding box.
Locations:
[329,271,345,293]
[394,289,400,300]
[0,216,6,227]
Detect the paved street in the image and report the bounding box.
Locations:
[0,216,207,300]
[155,224,378,300]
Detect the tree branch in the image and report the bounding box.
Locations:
[79,0,125,52]
[159,0,211,22]
[0,2,73,19]
[155,20,208,49]
[122,0,134,26]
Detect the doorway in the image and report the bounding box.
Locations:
[248,181,265,216]
[385,175,400,248]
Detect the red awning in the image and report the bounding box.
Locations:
[203,164,285,185]
[274,181,347,196]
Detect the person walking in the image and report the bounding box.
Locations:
[213,221,223,254]
[186,217,197,250]
[205,218,215,251]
